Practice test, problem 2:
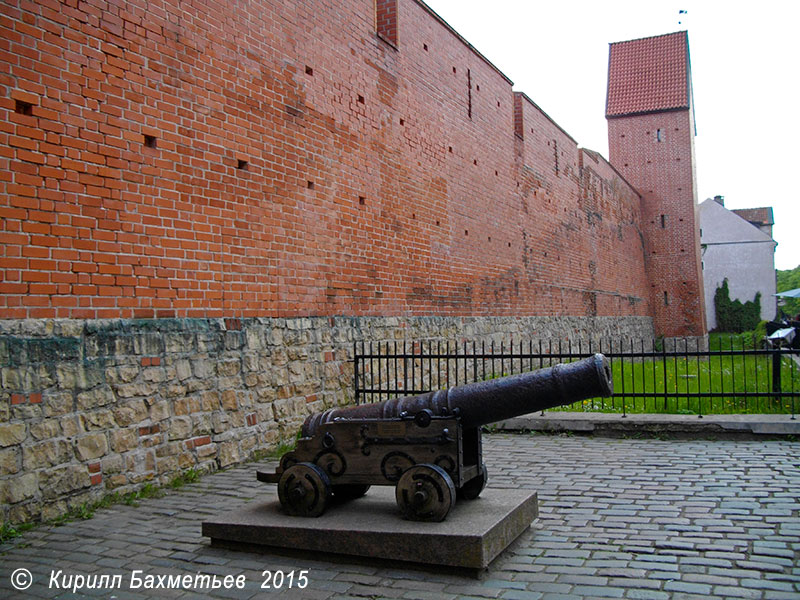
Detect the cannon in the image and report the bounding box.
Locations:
[257,354,612,521]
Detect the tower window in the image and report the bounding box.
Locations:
[467,69,472,119]
[656,129,664,142]
[376,0,398,47]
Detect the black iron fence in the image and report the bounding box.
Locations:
[353,338,799,418]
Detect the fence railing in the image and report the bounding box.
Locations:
[353,338,799,418]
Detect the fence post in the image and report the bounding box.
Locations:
[354,341,360,405]
[772,348,782,395]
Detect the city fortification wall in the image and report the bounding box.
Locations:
[0,0,654,522]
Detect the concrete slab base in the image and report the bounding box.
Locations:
[202,486,537,571]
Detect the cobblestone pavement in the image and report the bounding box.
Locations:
[2,434,799,599]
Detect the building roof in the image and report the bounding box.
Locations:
[732,207,775,227]
[606,31,691,118]
[699,199,776,245]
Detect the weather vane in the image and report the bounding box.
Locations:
[678,9,688,26]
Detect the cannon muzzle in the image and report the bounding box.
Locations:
[303,353,612,436]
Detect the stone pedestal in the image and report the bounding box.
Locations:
[202,487,537,571]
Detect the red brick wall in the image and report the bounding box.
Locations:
[376,0,399,47]
[0,0,652,322]
[513,93,651,318]
[607,110,707,336]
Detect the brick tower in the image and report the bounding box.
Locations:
[606,31,707,338]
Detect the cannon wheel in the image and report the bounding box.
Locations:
[277,462,331,517]
[332,484,370,501]
[458,462,488,500]
[395,463,456,522]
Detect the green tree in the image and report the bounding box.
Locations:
[776,265,800,318]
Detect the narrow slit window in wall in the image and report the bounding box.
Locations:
[664,291,669,305]
[656,128,664,142]
[467,69,472,119]
[376,0,398,47]
[553,140,559,174]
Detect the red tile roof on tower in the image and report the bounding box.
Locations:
[606,31,690,118]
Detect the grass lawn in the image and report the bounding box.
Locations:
[551,334,799,416]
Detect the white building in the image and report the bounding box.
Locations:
[699,196,777,330]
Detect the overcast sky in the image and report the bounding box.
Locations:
[422,0,799,271]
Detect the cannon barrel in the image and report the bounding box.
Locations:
[303,353,612,437]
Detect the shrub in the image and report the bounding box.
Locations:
[714,278,761,333]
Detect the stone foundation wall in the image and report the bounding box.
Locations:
[0,315,653,524]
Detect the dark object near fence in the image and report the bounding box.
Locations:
[767,320,800,350]
[257,354,612,521]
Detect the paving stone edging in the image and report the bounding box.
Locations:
[498,412,800,438]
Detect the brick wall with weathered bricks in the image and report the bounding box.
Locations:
[608,110,706,336]
[0,0,652,320]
